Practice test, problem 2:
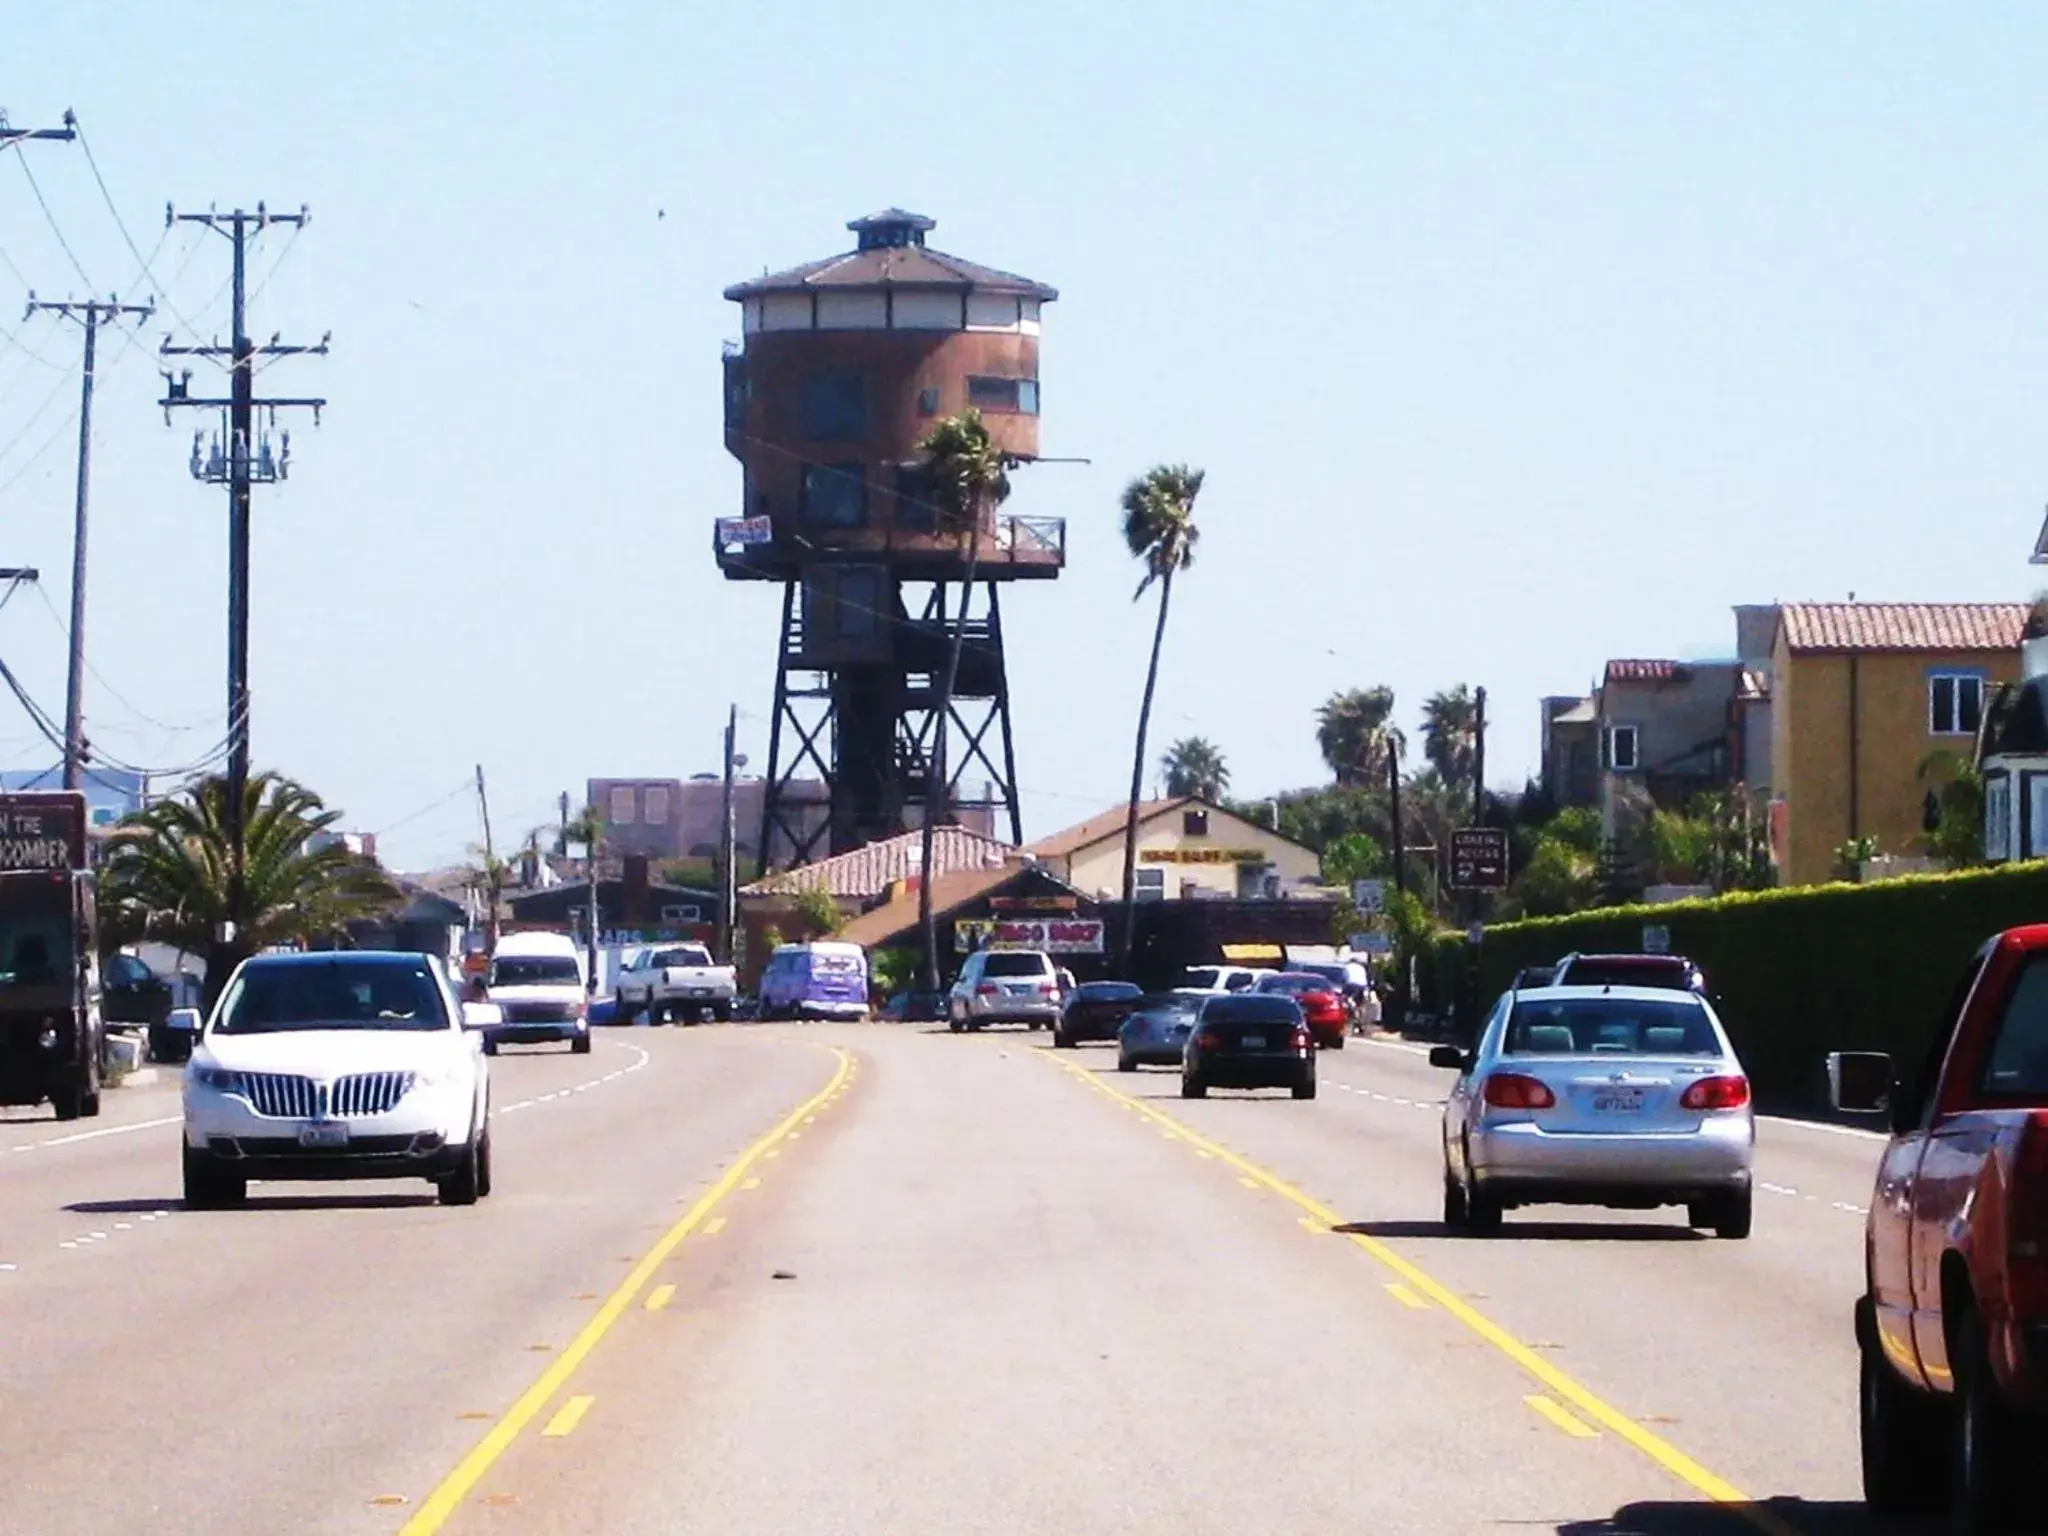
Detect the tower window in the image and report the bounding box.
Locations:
[966,376,1039,415]
[800,373,867,440]
[801,464,867,529]
[917,386,940,416]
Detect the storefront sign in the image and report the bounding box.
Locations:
[1138,847,1269,865]
[955,918,1105,954]
[988,895,1078,914]
[716,515,773,546]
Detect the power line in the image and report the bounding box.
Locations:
[15,153,94,292]
[26,581,223,735]
[70,119,210,350]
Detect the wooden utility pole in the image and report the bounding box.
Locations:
[717,704,738,963]
[1472,686,1487,826]
[474,764,498,948]
[26,296,155,789]
[159,203,328,944]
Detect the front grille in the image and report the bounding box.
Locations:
[242,1072,319,1118]
[215,1133,429,1158]
[333,1071,412,1117]
[502,1002,573,1024]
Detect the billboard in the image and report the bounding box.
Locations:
[955,917,1105,954]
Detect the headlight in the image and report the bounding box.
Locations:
[408,1068,454,1091]
[192,1065,243,1094]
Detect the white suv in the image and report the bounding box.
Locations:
[948,949,1062,1032]
[181,951,493,1209]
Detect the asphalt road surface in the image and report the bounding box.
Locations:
[0,1025,1910,1535]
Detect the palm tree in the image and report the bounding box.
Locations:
[1420,685,1479,805]
[99,772,396,1009]
[915,410,1013,989]
[1161,736,1229,800]
[1316,686,1396,787]
[1116,464,1205,972]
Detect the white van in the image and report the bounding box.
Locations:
[485,931,590,1055]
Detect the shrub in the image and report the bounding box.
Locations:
[1433,862,2048,1111]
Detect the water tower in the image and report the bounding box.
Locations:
[716,210,1062,865]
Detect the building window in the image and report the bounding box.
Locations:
[660,904,701,923]
[2026,771,2048,859]
[966,376,1039,415]
[917,386,940,417]
[608,786,636,826]
[1930,673,1985,736]
[1134,868,1165,901]
[1604,725,1640,772]
[801,463,867,529]
[1183,808,1209,836]
[644,786,670,824]
[799,372,866,440]
[895,463,936,532]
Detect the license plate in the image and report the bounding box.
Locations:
[298,1122,349,1149]
[1239,1035,1266,1051]
[1592,1090,1644,1114]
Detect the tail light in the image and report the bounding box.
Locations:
[1038,983,1057,997]
[1679,1075,1750,1111]
[2008,1113,2048,1313]
[1482,1072,1557,1110]
[976,983,999,996]
[1292,1025,1312,1051]
[1196,1031,1223,1052]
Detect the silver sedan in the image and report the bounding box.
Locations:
[1433,985,1755,1239]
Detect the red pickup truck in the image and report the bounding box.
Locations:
[1833,923,2048,1530]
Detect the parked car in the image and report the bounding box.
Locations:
[878,989,949,1023]
[1182,994,1315,1100]
[758,941,869,1021]
[1253,972,1349,1050]
[102,952,180,1061]
[1830,925,2048,1526]
[1511,965,1557,991]
[1055,981,1144,1048]
[1549,952,1705,993]
[616,943,737,1024]
[948,949,1061,1032]
[1118,993,1202,1071]
[179,951,495,1209]
[1433,985,1753,1237]
[1173,964,1273,996]
[483,932,591,1055]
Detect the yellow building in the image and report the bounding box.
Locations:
[1026,797,1323,900]
[1770,603,2024,886]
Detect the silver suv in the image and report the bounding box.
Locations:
[948,949,1061,1032]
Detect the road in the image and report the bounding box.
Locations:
[0,1024,1906,1535]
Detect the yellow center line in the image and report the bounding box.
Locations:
[1526,1394,1600,1439]
[1043,1054,1799,1536]
[741,1177,761,1190]
[702,1216,727,1237]
[644,1284,676,1312]
[541,1395,595,1438]
[1385,1283,1430,1310]
[397,1046,853,1536]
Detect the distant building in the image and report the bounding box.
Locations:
[1026,797,1322,901]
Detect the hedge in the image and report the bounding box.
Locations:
[1424,863,2048,1113]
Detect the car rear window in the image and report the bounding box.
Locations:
[1074,982,1141,1000]
[982,952,1052,978]
[1558,957,1695,990]
[651,947,713,968]
[1980,955,2048,1098]
[1137,993,1200,1014]
[1258,973,1328,995]
[1181,967,1223,989]
[1203,995,1302,1026]
[1503,997,1719,1056]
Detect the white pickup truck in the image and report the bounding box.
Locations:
[616,943,737,1024]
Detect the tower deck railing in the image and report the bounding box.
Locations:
[713,514,1065,578]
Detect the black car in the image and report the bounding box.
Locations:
[1182,995,1315,1100]
[879,989,949,1023]
[1549,952,1705,993]
[1055,980,1143,1048]
[102,953,180,1060]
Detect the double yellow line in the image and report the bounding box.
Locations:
[1048,1055,1802,1536]
[398,1045,854,1535]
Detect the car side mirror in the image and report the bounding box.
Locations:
[1429,1045,1469,1072]
[167,1006,203,1035]
[1828,1051,1894,1115]
[461,1001,504,1030]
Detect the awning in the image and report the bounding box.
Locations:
[1220,942,1284,963]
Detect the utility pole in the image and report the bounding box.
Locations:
[474,764,498,949]
[0,110,77,150]
[717,704,738,964]
[158,203,328,949]
[1387,745,1406,897]
[26,296,155,789]
[1472,686,1487,827]
[557,791,570,856]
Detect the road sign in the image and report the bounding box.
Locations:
[1448,827,1510,891]
[1350,931,1393,956]
[1642,924,1671,955]
[1351,878,1385,915]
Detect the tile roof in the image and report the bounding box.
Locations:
[1604,659,1685,685]
[1778,603,2027,654]
[724,224,1057,301]
[834,864,1041,950]
[742,827,1014,900]
[1026,798,1190,860]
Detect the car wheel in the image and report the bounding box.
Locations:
[80,1085,101,1119]
[182,1145,246,1210]
[713,1004,731,1022]
[1442,1170,1469,1228]
[648,1002,666,1026]
[1327,1033,1345,1051]
[1953,1299,2025,1532]
[1053,1030,1072,1049]
[1292,1073,1317,1100]
[475,1129,494,1199]
[1860,1322,1949,1516]
[482,1037,499,1056]
[1466,1186,1503,1235]
[1117,1054,1136,1073]
[438,1139,484,1206]
[1711,1187,1753,1241]
[1181,1073,1206,1100]
[571,1034,593,1055]
[949,1018,964,1033]
[49,1087,81,1122]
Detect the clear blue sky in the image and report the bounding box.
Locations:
[2,3,2045,868]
